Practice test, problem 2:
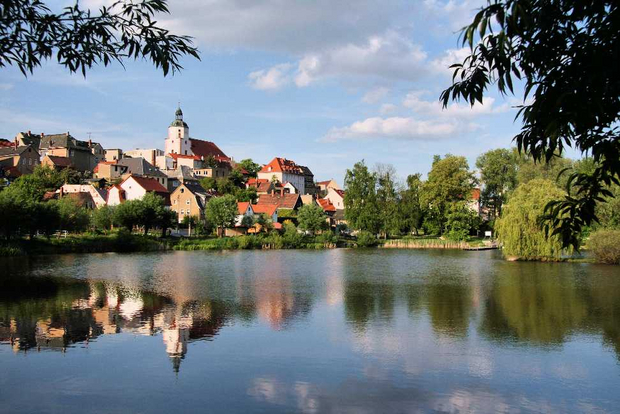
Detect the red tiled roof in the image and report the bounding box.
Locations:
[0,139,14,148]
[252,203,278,216]
[257,193,300,210]
[318,198,336,213]
[3,166,21,177]
[331,189,345,198]
[169,153,201,161]
[237,201,251,215]
[124,175,169,193]
[272,222,283,230]
[317,180,331,186]
[189,139,228,160]
[259,157,304,175]
[471,188,481,201]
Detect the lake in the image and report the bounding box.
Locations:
[1,249,619,413]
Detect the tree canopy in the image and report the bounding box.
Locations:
[441,0,620,249]
[205,194,237,237]
[297,204,327,235]
[476,148,517,218]
[344,161,381,234]
[1,0,200,76]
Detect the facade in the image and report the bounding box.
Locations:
[325,188,345,210]
[41,155,72,170]
[0,145,40,175]
[124,149,164,166]
[106,185,125,206]
[317,179,340,192]
[94,161,128,181]
[104,149,123,162]
[59,184,108,208]
[257,157,307,194]
[115,175,170,205]
[170,182,210,223]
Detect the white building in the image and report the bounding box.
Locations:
[257,157,307,195]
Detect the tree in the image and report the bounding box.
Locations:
[54,197,90,233]
[92,205,115,232]
[297,204,327,235]
[399,174,425,235]
[237,159,262,177]
[514,150,574,190]
[495,179,568,260]
[420,155,476,234]
[6,165,63,201]
[200,177,217,192]
[137,192,168,235]
[441,0,620,250]
[476,148,517,218]
[205,195,237,237]
[444,202,481,241]
[113,200,140,231]
[2,0,199,77]
[344,161,381,234]
[375,163,400,238]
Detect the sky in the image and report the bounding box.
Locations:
[0,0,538,185]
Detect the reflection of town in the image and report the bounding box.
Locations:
[2,251,620,372]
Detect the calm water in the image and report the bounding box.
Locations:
[1,249,619,413]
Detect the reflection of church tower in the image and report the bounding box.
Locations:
[165,106,191,156]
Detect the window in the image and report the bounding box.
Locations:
[174,200,177,205]
[186,200,190,205]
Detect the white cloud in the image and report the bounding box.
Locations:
[322,116,458,142]
[430,47,471,76]
[362,87,390,104]
[251,31,429,90]
[403,91,510,118]
[248,63,293,90]
[380,103,398,115]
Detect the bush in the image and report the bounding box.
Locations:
[356,231,378,247]
[588,229,620,264]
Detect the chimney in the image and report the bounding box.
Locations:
[66,131,69,136]
[41,132,45,137]
[88,139,92,147]
[280,188,284,197]
[13,137,18,150]
[27,130,31,135]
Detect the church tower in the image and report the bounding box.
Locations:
[165,106,191,156]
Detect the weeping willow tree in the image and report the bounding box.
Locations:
[496,179,569,260]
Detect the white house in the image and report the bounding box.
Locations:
[325,187,345,210]
[59,184,108,208]
[257,157,306,194]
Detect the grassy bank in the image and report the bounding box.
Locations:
[173,233,347,251]
[0,232,171,257]
[381,236,487,250]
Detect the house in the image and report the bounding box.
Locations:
[317,179,340,193]
[257,157,308,195]
[108,175,170,206]
[246,178,275,194]
[256,192,302,223]
[325,188,345,210]
[90,141,105,165]
[38,132,98,172]
[164,165,198,192]
[251,203,279,225]
[170,181,210,223]
[104,148,123,162]
[468,188,482,216]
[59,184,108,208]
[94,161,128,181]
[318,197,337,227]
[0,144,40,175]
[15,131,42,149]
[224,202,256,237]
[41,155,72,171]
[117,157,168,188]
[124,149,163,166]
[300,165,319,195]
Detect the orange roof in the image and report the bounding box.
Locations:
[252,203,278,216]
[257,193,300,210]
[237,201,251,215]
[169,153,201,161]
[471,188,481,201]
[259,157,304,175]
[318,198,336,212]
[189,138,228,160]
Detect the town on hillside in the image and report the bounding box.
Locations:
[0,107,361,235]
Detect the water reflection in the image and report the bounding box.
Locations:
[0,250,619,412]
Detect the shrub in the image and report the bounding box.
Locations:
[356,231,378,247]
[588,229,620,264]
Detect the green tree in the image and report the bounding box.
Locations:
[375,163,400,238]
[399,173,425,235]
[2,0,199,76]
[205,195,237,237]
[420,155,476,234]
[137,193,169,235]
[54,197,90,233]
[92,205,115,232]
[113,200,140,231]
[476,148,517,218]
[200,177,217,192]
[6,165,63,201]
[297,204,327,235]
[441,0,620,250]
[344,161,381,234]
[237,159,262,177]
[514,150,574,190]
[495,179,568,260]
[444,202,481,241]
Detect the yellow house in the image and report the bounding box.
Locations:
[0,144,40,175]
[170,182,210,223]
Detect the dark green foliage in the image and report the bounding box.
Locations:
[441,0,620,250]
[356,231,378,247]
[200,177,217,192]
[444,202,481,241]
[588,230,620,265]
[1,0,200,76]
[476,148,517,218]
[91,205,115,232]
[375,164,400,237]
[399,173,425,235]
[237,159,262,177]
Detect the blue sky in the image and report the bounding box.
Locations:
[0,0,537,184]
